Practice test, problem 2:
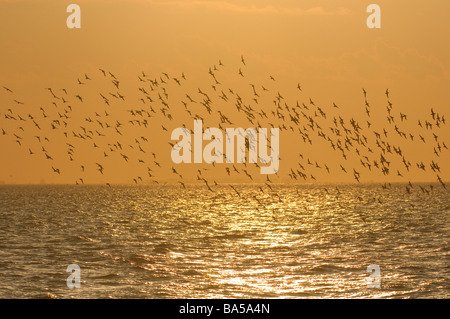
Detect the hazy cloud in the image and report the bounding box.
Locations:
[144,0,352,16]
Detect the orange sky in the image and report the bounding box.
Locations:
[0,0,449,184]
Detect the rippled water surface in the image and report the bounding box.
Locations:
[0,184,448,298]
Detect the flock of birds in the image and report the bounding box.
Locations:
[0,55,448,199]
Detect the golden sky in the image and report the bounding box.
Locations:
[0,0,449,184]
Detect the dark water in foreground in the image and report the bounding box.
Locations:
[0,184,448,298]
